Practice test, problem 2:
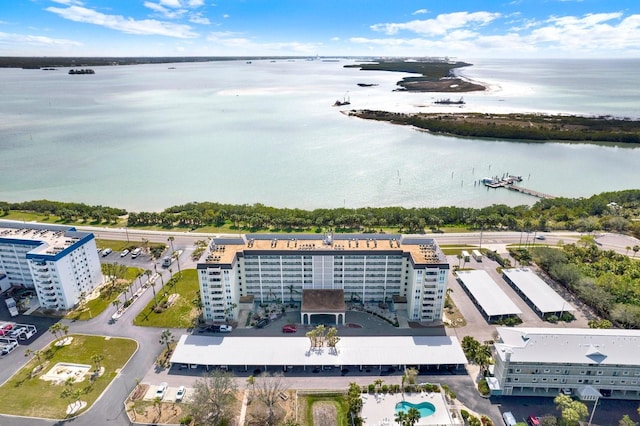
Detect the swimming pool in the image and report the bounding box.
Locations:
[395,400,436,417]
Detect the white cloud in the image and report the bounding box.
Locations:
[0,31,82,47]
[371,11,501,36]
[222,14,230,19]
[159,0,182,7]
[413,9,428,15]
[206,32,321,54]
[189,13,210,25]
[144,2,186,19]
[50,0,84,5]
[188,0,205,6]
[46,5,198,38]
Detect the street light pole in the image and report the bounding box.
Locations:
[587,396,599,426]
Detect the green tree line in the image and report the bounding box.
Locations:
[2,189,639,237]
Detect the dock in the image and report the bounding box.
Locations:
[481,175,555,200]
[507,185,556,199]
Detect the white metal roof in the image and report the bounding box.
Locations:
[170,335,467,367]
[457,270,522,317]
[494,327,640,366]
[502,268,574,314]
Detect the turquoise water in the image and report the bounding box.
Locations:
[395,400,435,417]
[1,59,639,211]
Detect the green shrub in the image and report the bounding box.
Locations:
[368,384,375,393]
[461,409,470,420]
[477,378,490,396]
[381,384,388,393]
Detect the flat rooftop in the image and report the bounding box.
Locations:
[502,268,574,314]
[170,335,467,367]
[201,234,448,268]
[0,222,82,256]
[457,270,522,318]
[495,327,640,366]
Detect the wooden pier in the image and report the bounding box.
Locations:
[507,185,556,199]
[481,175,556,200]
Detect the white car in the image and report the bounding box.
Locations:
[155,382,168,399]
[1,341,18,355]
[120,249,130,257]
[175,385,186,402]
[102,248,112,257]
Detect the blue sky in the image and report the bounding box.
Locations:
[1,0,639,57]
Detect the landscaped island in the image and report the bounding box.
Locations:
[346,110,640,144]
[345,60,486,92]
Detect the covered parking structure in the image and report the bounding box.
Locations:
[169,335,467,373]
[457,270,522,322]
[502,268,574,318]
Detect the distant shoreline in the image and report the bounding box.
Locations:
[345,60,487,93]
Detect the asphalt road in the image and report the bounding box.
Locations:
[0,228,637,425]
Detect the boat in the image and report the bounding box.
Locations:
[333,96,350,107]
[357,83,378,87]
[68,69,95,75]
[434,97,465,105]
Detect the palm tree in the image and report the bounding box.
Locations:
[60,324,69,343]
[633,245,640,258]
[168,236,181,278]
[159,329,174,353]
[49,323,61,343]
[405,407,421,426]
[91,354,104,374]
[112,299,121,314]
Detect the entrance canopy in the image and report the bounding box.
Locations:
[301,289,346,325]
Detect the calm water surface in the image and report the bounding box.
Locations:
[0,59,638,211]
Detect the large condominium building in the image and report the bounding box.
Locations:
[0,221,103,310]
[492,327,640,400]
[197,233,449,323]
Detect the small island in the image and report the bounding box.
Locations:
[345,59,486,92]
[346,110,640,144]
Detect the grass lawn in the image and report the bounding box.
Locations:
[0,334,137,419]
[133,269,201,328]
[299,393,349,426]
[66,266,143,321]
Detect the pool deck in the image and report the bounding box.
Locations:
[361,390,459,425]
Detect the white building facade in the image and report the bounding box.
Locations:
[492,327,640,400]
[197,234,449,323]
[0,221,103,310]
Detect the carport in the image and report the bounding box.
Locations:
[457,270,522,322]
[169,335,467,372]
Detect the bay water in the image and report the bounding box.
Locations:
[0,58,638,212]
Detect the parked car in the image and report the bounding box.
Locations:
[175,385,186,402]
[219,324,232,333]
[156,382,168,399]
[0,324,13,336]
[256,318,269,329]
[131,247,142,258]
[120,249,130,257]
[527,415,541,426]
[282,325,297,333]
[102,248,112,257]
[1,341,18,355]
[502,412,517,426]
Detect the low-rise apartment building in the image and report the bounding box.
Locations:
[492,327,640,400]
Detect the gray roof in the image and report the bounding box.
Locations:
[494,327,640,366]
[170,335,468,367]
[502,268,574,314]
[457,270,522,317]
